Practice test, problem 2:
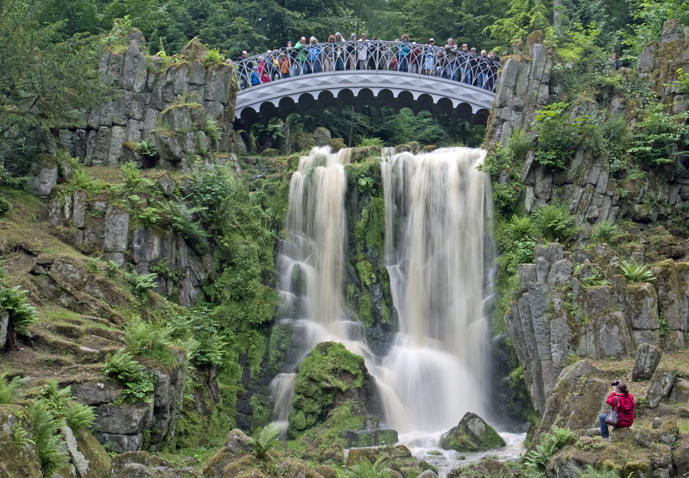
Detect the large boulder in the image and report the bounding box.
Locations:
[203,429,255,478]
[631,343,663,381]
[61,425,112,478]
[278,459,323,478]
[28,154,58,198]
[288,342,373,436]
[645,365,677,408]
[440,412,506,452]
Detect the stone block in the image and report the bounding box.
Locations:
[95,433,143,453]
[205,65,232,104]
[28,155,58,198]
[104,205,130,253]
[632,343,663,381]
[646,365,677,408]
[626,282,660,330]
[95,401,153,435]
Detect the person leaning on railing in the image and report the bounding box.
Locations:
[236,50,251,89]
[334,33,345,71]
[443,38,458,81]
[347,34,357,70]
[397,34,411,72]
[295,37,308,75]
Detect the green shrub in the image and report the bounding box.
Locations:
[628,102,689,166]
[68,168,104,195]
[160,201,208,239]
[28,401,68,476]
[103,350,157,403]
[591,220,619,243]
[533,204,578,242]
[252,422,281,459]
[357,136,385,147]
[167,307,227,368]
[619,258,655,283]
[64,402,96,432]
[0,285,38,337]
[507,127,532,161]
[531,102,595,170]
[0,373,24,404]
[204,48,226,66]
[0,196,11,215]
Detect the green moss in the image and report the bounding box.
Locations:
[356,259,374,288]
[288,342,367,435]
[355,197,386,256]
[267,322,296,376]
[291,400,367,450]
[357,293,374,328]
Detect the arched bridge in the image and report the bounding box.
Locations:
[233,40,498,128]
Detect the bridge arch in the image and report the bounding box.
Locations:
[232,41,497,129]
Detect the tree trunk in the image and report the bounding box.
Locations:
[553,0,562,26]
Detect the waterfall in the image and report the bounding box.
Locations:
[380,147,492,433]
[272,145,492,437]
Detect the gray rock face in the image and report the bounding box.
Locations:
[72,190,87,229]
[95,401,153,435]
[224,428,254,456]
[104,205,130,253]
[646,365,677,408]
[632,343,663,381]
[96,432,143,453]
[668,378,689,403]
[28,155,58,197]
[626,282,660,330]
[157,172,177,196]
[0,311,9,349]
[117,463,161,478]
[70,380,124,406]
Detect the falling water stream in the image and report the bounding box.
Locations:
[270,146,524,470]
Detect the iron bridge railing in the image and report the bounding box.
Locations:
[232,40,500,94]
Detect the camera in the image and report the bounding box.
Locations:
[611,380,620,386]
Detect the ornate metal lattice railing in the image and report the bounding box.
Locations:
[232,40,500,93]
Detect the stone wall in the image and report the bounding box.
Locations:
[505,241,689,415]
[46,174,212,307]
[486,23,689,237]
[60,29,237,171]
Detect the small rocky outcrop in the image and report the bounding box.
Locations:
[0,405,42,478]
[440,412,505,453]
[288,342,375,436]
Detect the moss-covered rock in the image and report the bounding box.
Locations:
[288,342,372,436]
[0,405,42,478]
[440,412,505,452]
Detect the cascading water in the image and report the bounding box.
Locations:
[271,146,498,449]
[380,148,492,434]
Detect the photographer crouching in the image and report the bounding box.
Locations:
[599,380,636,439]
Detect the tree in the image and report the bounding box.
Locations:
[0,0,103,164]
[485,0,551,47]
[621,0,689,63]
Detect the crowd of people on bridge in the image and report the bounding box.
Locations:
[232,34,503,92]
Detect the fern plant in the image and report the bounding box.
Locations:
[0,373,24,404]
[64,402,96,432]
[204,48,226,66]
[103,350,156,403]
[205,118,221,143]
[509,215,535,240]
[591,220,619,243]
[28,401,68,476]
[41,381,72,416]
[0,285,38,337]
[507,127,532,161]
[252,422,281,459]
[533,204,578,242]
[123,315,172,358]
[576,465,621,478]
[344,457,392,478]
[121,161,150,191]
[357,136,385,148]
[12,422,31,447]
[125,271,158,297]
[619,259,655,283]
[137,138,158,158]
[524,426,576,474]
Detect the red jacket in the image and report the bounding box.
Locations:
[606,392,635,427]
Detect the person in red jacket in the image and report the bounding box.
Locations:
[599,381,636,438]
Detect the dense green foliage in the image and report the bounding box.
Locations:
[103,350,158,403]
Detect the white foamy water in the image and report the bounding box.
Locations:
[397,431,526,477]
[271,146,497,444]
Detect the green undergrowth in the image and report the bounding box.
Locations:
[288,399,368,451]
